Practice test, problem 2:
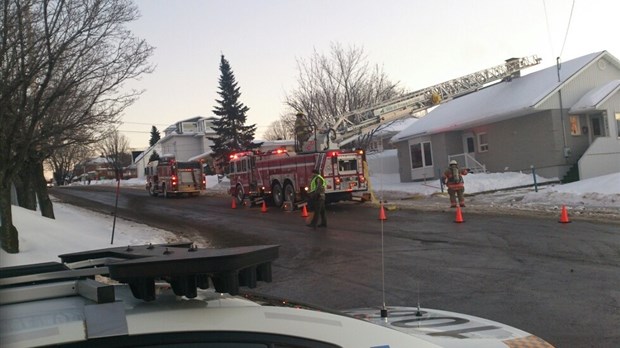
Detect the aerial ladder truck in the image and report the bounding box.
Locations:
[230,55,542,208]
[301,55,542,152]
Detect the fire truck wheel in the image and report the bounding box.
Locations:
[272,182,283,207]
[235,184,244,206]
[149,184,158,197]
[284,183,295,205]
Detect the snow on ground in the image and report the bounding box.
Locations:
[2,171,618,268]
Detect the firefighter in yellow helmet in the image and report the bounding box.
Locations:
[442,160,470,208]
[294,112,310,152]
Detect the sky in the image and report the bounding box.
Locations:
[117,0,620,149]
[2,170,619,267]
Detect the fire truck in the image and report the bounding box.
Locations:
[229,55,542,207]
[228,148,368,207]
[145,155,206,198]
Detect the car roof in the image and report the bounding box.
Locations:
[0,243,554,348]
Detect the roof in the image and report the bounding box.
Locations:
[188,150,212,162]
[392,51,614,142]
[570,79,620,113]
[375,117,419,136]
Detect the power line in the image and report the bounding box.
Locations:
[559,0,576,57]
[542,0,576,59]
[118,130,151,134]
[121,121,170,126]
[542,0,555,57]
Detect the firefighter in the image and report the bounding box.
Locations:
[443,160,470,208]
[307,168,327,228]
[294,112,310,152]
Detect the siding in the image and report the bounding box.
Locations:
[472,111,565,176]
[538,56,620,110]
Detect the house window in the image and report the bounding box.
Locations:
[477,133,488,152]
[410,142,432,169]
[570,115,581,135]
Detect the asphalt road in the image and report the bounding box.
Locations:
[50,185,620,348]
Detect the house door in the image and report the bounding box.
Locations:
[462,133,475,155]
[589,113,604,137]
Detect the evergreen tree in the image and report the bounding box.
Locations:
[149,126,161,147]
[209,55,259,172]
[149,150,160,162]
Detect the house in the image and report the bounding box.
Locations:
[133,116,294,178]
[73,156,135,182]
[391,51,620,182]
[134,116,218,179]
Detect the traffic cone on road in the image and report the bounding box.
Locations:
[379,203,387,221]
[454,206,464,223]
[301,205,309,217]
[261,201,268,213]
[558,205,571,223]
[231,198,237,209]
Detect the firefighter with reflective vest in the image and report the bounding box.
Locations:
[443,160,470,208]
[307,169,327,228]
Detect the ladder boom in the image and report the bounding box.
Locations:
[320,55,541,148]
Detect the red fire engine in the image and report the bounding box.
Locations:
[228,148,368,207]
[145,155,206,198]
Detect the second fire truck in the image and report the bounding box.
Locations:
[145,155,206,198]
[228,148,368,207]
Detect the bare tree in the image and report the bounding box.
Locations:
[101,129,131,181]
[284,43,402,132]
[0,0,154,253]
[263,113,296,140]
[46,141,95,187]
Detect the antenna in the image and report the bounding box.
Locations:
[379,141,388,319]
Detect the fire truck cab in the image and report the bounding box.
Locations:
[145,155,205,198]
[229,148,368,207]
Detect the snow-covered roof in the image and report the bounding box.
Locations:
[188,151,212,162]
[254,139,295,146]
[90,157,108,164]
[374,117,418,136]
[570,79,620,113]
[392,51,611,142]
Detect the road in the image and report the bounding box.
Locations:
[50,185,620,348]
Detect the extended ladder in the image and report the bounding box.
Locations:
[324,55,542,147]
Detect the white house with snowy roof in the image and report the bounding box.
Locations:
[391,50,620,183]
[134,116,219,179]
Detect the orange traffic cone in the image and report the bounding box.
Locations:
[231,198,237,209]
[454,206,464,223]
[261,201,268,213]
[301,205,309,217]
[379,203,387,221]
[558,205,571,223]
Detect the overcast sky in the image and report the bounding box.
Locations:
[118,0,619,149]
